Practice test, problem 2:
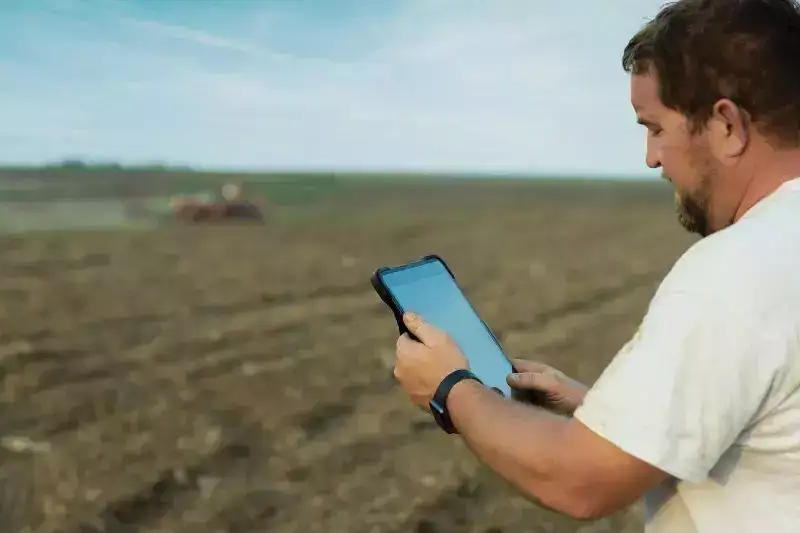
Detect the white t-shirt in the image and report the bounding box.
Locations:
[574,177,800,533]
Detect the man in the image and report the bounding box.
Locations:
[392,0,800,531]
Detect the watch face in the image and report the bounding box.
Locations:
[429,399,451,432]
[429,398,445,415]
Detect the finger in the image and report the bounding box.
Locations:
[396,332,425,358]
[396,332,411,353]
[511,359,551,373]
[403,312,449,346]
[507,371,560,392]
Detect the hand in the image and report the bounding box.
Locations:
[394,312,470,411]
[506,360,588,416]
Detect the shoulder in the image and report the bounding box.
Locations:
[661,180,800,299]
[572,216,799,483]
[616,212,800,384]
[652,215,799,319]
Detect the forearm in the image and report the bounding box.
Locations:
[446,380,591,517]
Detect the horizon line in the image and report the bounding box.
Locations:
[0,162,659,182]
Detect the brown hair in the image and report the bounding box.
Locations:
[622,0,800,146]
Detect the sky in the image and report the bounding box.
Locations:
[0,0,672,178]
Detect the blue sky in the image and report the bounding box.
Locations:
[0,0,669,177]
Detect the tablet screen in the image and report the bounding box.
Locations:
[381,257,514,397]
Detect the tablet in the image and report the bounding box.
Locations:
[371,254,516,398]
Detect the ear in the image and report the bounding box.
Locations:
[708,98,749,160]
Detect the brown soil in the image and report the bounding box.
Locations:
[0,179,695,533]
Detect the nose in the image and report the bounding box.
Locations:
[645,135,661,169]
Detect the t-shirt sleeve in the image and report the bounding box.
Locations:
[573,278,783,483]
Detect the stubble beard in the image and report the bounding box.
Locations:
[667,147,715,238]
[674,185,710,237]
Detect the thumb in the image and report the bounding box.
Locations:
[403,311,447,346]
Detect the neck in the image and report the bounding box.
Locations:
[732,145,800,223]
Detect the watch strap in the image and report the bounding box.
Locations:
[429,368,483,434]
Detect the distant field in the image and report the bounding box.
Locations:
[0,167,340,203]
[0,167,667,231]
[0,170,695,533]
[0,167,347,232]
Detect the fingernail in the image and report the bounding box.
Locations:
[508,373,519,381]
[405,312,418,323]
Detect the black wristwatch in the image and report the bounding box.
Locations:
[429,369,483,434]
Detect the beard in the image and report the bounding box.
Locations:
[674,184,710,236]
[665,147,716,237]
[662,170,713,237]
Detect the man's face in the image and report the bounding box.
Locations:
[630,69,719,237]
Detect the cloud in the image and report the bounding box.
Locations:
[119,16,263,56]
[0,0,667,176]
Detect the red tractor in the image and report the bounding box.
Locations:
[169,183,265,223]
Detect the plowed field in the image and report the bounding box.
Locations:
[0,178,695,533]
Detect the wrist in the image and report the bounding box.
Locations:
[445,377,484,413]
[429,369,483,434]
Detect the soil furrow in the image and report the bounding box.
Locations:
[262,278,665,532]
[0,178,693,533]
[1,262,656,434]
